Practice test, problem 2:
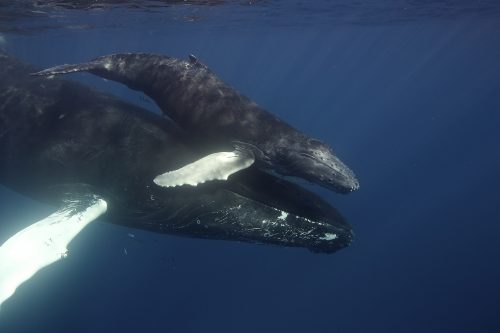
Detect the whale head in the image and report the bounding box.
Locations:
[118,168,354,254]
[274,137,359,194]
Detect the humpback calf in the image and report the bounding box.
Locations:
[34,53,360,193]
[0,51,352,308]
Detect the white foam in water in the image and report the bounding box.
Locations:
[0,198,107,309]
[0,34,6,45]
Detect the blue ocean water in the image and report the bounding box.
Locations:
[1,1,500,332]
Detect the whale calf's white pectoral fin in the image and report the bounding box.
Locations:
[153,150,255,188]
[0,195,107,309]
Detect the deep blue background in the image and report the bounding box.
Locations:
[1,3,500,333]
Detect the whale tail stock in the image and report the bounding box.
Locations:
[31,61,101,77]
[31,54,153,95]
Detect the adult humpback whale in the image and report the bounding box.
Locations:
[0,50,352,307]
[34,53,360,194]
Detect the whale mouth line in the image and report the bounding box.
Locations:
[299,152,334,169]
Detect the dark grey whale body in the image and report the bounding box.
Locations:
[35,53,359,193]
[0,50,352,253]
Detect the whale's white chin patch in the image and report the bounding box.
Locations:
[0,195,107,309]
[154,150,255,188]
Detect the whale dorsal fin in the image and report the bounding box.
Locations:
[0,193,107,309]
[153,148,255,188]
[187,54,208,70]
[188,54,198,64]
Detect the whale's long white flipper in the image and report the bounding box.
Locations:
[154,149,255,188]
[0,195,107,309]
